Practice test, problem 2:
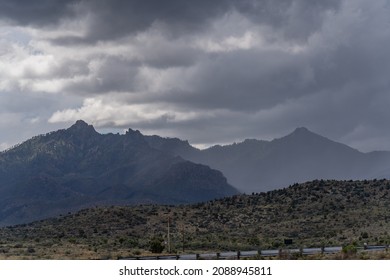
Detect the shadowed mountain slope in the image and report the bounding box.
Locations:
[0,121,238,226]
[145,127,390,193]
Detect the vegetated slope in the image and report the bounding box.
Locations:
[0,120,238,226]
[145,127,390,193]
[0,179,389,259]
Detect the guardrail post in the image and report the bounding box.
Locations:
[321,246,325,255]
[237,251,241,260]
[196,253,200,260]
[216,252,220,259]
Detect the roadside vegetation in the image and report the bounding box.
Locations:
[0,179,389,259]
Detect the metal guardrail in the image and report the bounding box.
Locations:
[120,245,389,260]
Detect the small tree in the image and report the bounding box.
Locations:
[149,236,165,253]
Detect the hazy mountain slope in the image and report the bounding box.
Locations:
[0,121,238,226]
[146,127,390,193]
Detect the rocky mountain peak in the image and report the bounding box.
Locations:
[69,120,95,131]
[66,120,98,139]
[0,122,238,226]
[293,127,310,134]
[280,127,321,142]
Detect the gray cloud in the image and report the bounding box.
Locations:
[49,0,233,44]
[166,49,312,111]
[1,0,390,153]
[63,56,141,95]
[1,0,340,43]
[234,0,341,41]
[0,90,81,150]
[0,0,78,26]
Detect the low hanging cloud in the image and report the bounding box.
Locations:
[1,0,390,152]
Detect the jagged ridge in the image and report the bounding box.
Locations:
[0,121,238,226]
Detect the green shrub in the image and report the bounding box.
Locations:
[342,244,357,259]
[149,236,165,254]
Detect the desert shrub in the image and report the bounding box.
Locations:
[133,250,141,255]
[27,247,35,254]
[14,243,23,248]
[342,244,357,259]
[149,236,165,253]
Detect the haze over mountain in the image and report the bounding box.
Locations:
[2,120,390,226]
[146,127,390,193]
[0,120,237,226]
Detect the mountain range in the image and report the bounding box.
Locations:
[1,120,390,226]
[0,120,237,226]
[145,127,390,193]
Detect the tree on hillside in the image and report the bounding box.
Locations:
[149,235,165,253]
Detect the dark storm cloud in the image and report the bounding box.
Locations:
[72,0,340,51]
[234,0,341,41]
[0,0,78,26]
[81,0,340,43]
[2,0,390,152]
[1,0,341,43]
[160,49,312,112]
[50,0,233,44]
[86,0,230,38]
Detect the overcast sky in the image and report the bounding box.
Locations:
[1,0,390,152]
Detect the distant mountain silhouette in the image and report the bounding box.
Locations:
[0,120,238,226]
[145,127,390,193]
[3,121,390,226]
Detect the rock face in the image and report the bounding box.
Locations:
[0,121,238,226]
[145,128,390,193]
